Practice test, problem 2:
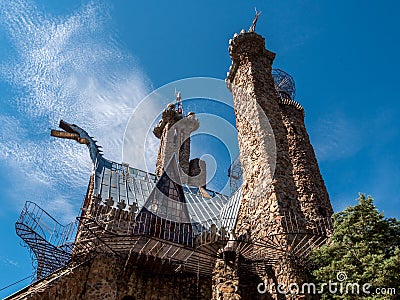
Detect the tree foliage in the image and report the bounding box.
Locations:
[310,194,400,299]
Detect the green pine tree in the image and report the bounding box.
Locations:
[310,194,400,300]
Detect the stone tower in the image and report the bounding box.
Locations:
[219,28,333,298]
[226,30,333,231]
[153,93,206,187]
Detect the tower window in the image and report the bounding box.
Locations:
[174,129,178,145]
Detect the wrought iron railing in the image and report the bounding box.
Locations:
[15,201,78,280]
[16,199,333,280]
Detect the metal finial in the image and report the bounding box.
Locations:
[249,8,262,33]
[175,89,183,114]
[175,89,181,101]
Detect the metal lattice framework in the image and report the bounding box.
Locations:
[16,198,332,280]
[228,156,242,195]
[272,68,296,100]
[15,201,78,280]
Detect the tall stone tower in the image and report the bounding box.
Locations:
[219,26,333,298]
[227,30,333,230]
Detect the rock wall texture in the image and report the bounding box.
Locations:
[7,255,212,300]
[278,103,333,221]
[224,31,332,299]
[227,31,303,234]
[212,258,240,300]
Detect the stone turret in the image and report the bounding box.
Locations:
[221,28,333,299]
[153,94,206,187]
[227,30,304,242]
[226,30,333,226]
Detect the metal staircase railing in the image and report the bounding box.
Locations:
[15,201,78,280]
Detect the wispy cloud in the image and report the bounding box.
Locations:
[310,112,363,162]
[0,1,149,222]
[2,257,19,268]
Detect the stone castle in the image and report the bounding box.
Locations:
[6,19,333,300]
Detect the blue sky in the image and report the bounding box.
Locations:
[1,0,400,296]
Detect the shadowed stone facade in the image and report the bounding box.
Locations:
[8,255,211,300]
[279,103,333,221]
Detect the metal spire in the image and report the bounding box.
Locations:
[249,8,262,33]
[175,89,183,114]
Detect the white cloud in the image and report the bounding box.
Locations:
[0,0,150,222]
[47,195,79,224]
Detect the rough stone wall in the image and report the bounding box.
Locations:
[7,255,212,300]
[278,103,333,221]
[72,199,145,259]
[87,202,136,235]
[73,174,96,256]
[71,170,141,258]
[227,32,305,236]
[179,136,191,176]
[155,122,171,177]
[225,31,317,298]
[212,258,240,300]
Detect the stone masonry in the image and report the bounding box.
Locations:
[153,103,207,187]
[8,254,211,300]
[224,30,333,299]
[279,102,333,221]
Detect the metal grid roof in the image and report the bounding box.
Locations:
[91,150,236,233]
